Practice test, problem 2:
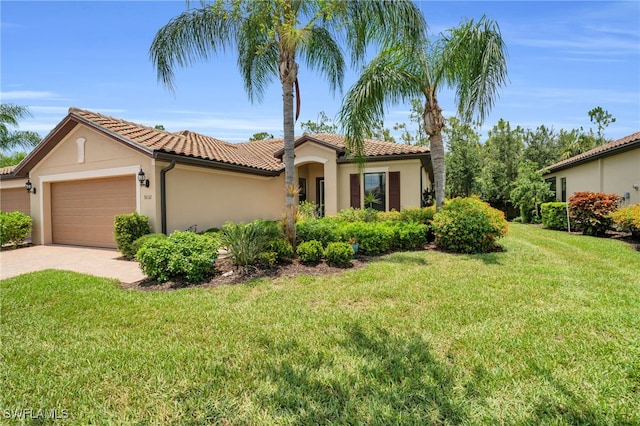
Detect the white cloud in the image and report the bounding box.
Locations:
[0,90,68,101]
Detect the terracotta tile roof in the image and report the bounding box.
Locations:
[545,131,640,173]
[0,165,17,176]
[66,108,429,173]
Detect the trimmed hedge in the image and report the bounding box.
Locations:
[131,233,168,258]
[296,240,324,263]
[569,192,620,236]
[324,242,354,267]
[431,197,508,254]
[541,202,569,231]
[136,231,219,282]
[611,204,640,238]
[114,212,151,259]
[0,210,32,247]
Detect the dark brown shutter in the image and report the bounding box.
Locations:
[350,173,361,208]
[389,171,400,211]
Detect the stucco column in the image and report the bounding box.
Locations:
[324,159,338,216]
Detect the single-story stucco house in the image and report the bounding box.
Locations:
[0,107,432,248]
[543,131,640,206]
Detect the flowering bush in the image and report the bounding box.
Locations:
[431,197,508,253]
[611,204,640,238]
[568,192,620,236]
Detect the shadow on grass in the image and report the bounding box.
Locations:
[379,253,430,266]
[172,326,494,424]
[257,324,472,424]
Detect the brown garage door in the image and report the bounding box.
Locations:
[0,188,31,215]
[51,176,136,248]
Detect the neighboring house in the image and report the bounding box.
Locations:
[0,108,432,248]
[543,131,640,206]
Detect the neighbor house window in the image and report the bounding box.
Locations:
[545,177,557,200]
[364,173,386,211]
[561,177,567,202]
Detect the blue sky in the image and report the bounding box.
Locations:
[1,1,639,143]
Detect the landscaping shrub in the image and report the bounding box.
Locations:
[334,207,379,223]
[257,251,278,268]
[387,222,428,250]
[298,201,319,220]
[431,197,508,253]
[568,192,620,236]
[296,240,324,263]
[611,204,640,238]
[324,242,354,267]
[136,231,219,282]
[131,233,167,258]
[541,202,569,231]
[0,211,32,247]
[337,222,394,255]
[268,238,294,261]
[296,219,339,247]
[399,206,436,224]
[378,210,401,222]
[114,212,151,259]
[220,221,273,267]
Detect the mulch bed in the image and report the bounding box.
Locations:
[121,255,375,292]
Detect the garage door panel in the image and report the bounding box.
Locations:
[52,176,136,248]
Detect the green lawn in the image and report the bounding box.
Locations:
[2,224,639,424]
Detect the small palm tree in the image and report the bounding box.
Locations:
[338,16,508,209]
[0,104,41,153]
[149,0,426,245]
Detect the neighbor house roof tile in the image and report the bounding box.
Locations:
[545,131,640,173]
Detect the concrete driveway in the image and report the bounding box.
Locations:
[0,245,145,283]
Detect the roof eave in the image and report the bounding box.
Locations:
[337,152,430,164]
[153,151,282,177]
[545,138,640,174]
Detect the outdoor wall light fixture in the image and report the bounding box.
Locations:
[25,179,36,195]
[138,169,150,188]
[633,184,639,191]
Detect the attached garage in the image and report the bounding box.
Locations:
[51,176,136,248]
[0,187,30,215]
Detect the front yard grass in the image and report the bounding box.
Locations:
[1,224,639,424]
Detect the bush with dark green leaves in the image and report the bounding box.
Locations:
[569,192,620,236]
[296,240,324,263]
[136,231,219,282]
[324,242,354,267]
[114,212,151,259]
[432,197,509,254]
[334,207,379,223]
[296,219,339,247]
[0,210,32,247]
[268,238,294,261]
[541,202,569,231]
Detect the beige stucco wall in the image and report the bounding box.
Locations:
[337,159,429,211]
[162,163,285,233]
[0,178,28,190]
[546,148,640,206]
[27,125,154,244]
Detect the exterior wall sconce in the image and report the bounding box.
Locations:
[25,179,36,195]
[633,184,639,191]
[138,169,150,188]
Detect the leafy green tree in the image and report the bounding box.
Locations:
[479,119,524,212]
[0,104,41,153]
[365,120,395,142]
[150,0,425,244]
[558,128,597,160]
[338,15,508,209]
[523,125,560,169]
[393,99,428,146]
[444,117,482,198]
[588,106,616,143]
[0,152,27,168]
[300,111,337,134]
[249,131,274,141]
[510,160,553,222]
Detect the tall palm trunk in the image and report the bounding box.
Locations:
[423,89,446,209]
[280,48,298,246]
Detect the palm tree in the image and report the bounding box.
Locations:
[149,0,425,244]
[338,16,508,209]
[0,104,41,153]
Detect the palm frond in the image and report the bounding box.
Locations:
[298,26,345,94]
[149,6,241,92]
